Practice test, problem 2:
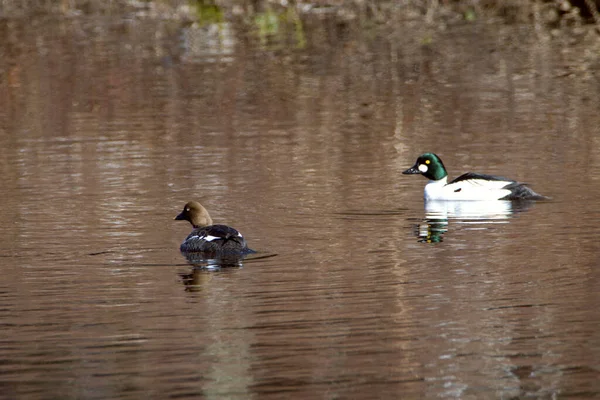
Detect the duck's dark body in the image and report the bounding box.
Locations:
[180,224,254,255]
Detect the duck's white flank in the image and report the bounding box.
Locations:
[424,177,512,201]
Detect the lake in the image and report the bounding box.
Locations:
[1,5,599,399]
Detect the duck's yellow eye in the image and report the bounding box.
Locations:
[425,159,431,164]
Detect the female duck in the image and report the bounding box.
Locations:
[403,153,547,201]
[174,201,254,255]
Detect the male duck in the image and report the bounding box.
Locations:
[174,201,255,255]
[403,153,547,201]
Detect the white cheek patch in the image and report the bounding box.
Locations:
[418,164,428,173]
[203,235,221,242]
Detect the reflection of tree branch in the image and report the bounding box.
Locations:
[583,0,600,25]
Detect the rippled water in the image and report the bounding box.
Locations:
[1,11,599,399]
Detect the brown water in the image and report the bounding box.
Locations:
[1,13,600,399]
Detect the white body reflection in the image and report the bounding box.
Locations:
[424,200,514,221]
[416,200,534,243]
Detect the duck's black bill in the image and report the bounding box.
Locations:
[402,165,421,175]
[174,212,185,220]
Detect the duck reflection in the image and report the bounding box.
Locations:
[178,252,246,292]
[178,268,216,292]
[414,200,535,243]
[177,252,279,290]
[180,251,246,269]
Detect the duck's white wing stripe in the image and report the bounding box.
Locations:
[188,234,222,242]
[203,235,221,242]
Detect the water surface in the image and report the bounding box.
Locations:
[1,11,599,399]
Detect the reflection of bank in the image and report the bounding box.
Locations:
[414,200,535,243]
[181,21,236,64]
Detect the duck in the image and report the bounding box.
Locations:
[403,153,547,201]
[174,201,255,255]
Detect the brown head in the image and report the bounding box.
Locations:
[174,201,213,228]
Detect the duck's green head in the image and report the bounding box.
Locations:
[402,153,448,181]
